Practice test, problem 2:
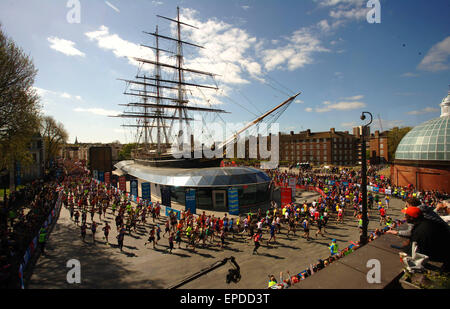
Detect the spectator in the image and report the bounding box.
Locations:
[398,205,450,272]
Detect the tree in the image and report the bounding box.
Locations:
[0,25,41,172]
[118,143,138,161]
[387,126,412,161]
[40,115,68,166]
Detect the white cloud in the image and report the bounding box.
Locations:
[305,107,313,112]
[261,27,330,71]
[315,100,366,112]
[316,0,365,7]
[406,107,439,115]
[341,95,364,100]
[418,36,450,72]
[152,1,164,6]
[242,5,251,10]
[294,99,304,104]
[105,1,120,13]
[178,8,263,84]
[329,6,368,21]
[74,107,120,116]
[61,92,72,99]
[334,71,344,79]
[401,72,419,78]
[33,87,82,101]
[315,0,368,30]
[85,25,153,68]
[48,37,85,57]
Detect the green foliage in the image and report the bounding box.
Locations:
[40,115,68,164]
[0,25,41,170]
[387,126,412,161]
[118,143,138,161]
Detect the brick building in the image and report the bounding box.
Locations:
[353,127,389,164]
[279,128,357,166]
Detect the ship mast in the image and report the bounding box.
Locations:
[112,7,225,159]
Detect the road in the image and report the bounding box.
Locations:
[27,191,406,289]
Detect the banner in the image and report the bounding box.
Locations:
[329,180,335,185]
[130,179,138,199]
[105,172,111,184]
[228,188,239,215]
[119,176,126,192]
[165,207,181,220]
[98,171,105,183]
[280,187,292,208]
[342,182,349,187]
[385,189,391,195]
[185,189,197,215]
[161,186,171,208]
[288,177,296,199]
[141,182,151,201]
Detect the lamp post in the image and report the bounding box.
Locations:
[359,111,372,246]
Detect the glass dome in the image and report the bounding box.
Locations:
[395,116,450,161]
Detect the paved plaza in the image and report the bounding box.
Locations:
[27,191,407,289]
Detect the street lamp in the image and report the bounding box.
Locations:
[359,111,372,246]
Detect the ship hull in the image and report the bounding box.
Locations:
[134,157,222,168]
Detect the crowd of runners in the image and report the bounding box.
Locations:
[2,159,449,289]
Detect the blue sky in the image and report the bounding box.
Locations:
[0,0,449,144]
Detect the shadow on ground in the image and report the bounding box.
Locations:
[26,217,164,289]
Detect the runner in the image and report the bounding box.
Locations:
[156,224,161,244]
[337,207,344,224]
[91,221,97,243]
[315,217,325,238]
[74,210,80,226]
[102,222,111,244]
[175,228,182,249]
[302,218,310,241]
[80,223,87,242]
[267,222,277,246]
[379,206,387,226]
[145,227,156,249]
[168,232,174,254]
[117,226,126,252]
[252,231,262,255]
[218,228,226,249]
[286,215,296,238]
[163,219,170,238]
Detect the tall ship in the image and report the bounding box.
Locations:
[113,7,300,169]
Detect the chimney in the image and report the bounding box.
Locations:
[375,130,380,138]
[306,129,311,137]
[290,131,294,135]
[330,128,335,134]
